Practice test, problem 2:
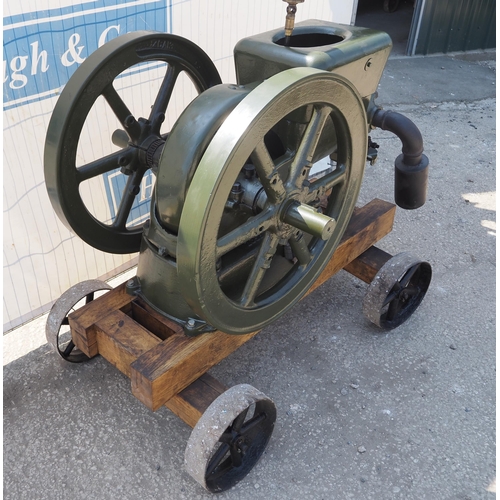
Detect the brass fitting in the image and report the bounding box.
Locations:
[283,0,305,41]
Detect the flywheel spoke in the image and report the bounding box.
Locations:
[216,209,275,258]
[250,141,286,202]
[306,164,347,203]
[289,233,312,265]
[290,105,332,186]
[102,84,141,142]
[77,150,128,182]
[111,168,143,229]
[149,64,180,133]
[239,233,279,307]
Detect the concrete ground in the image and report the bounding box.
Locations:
[3,49,496,499]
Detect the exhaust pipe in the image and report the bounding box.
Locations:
[372,108,429,210]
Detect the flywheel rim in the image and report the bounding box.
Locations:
[177,67,368,334]
[44,31,221,254]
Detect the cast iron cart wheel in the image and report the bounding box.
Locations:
[46,280,112,362]
[177,67,367,334]
[363,252,432,329]
[44,31,221,254]
[185,384,277,492]
[383,0,400,13]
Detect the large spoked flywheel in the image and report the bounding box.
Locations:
[44,32,221,254]
[177,67,368,334]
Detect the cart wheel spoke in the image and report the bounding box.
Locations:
[399,264,420,289]
[231,406,249,432]
[240,411,267,435]
[229,446,244,468]
[206,443,230,477]
[62,340,76,358]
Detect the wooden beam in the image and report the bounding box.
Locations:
[69,282,134,357]
[130,330,258,411]
[164,373,228,428]
[343,245,392,284]
[94,310,161,378]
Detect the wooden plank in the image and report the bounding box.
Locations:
[94,310,161,377]
[129,298,184,340]
[343,245,392,284]
[130,330,258,411]
[306,198,396,296]
[69,283,134,357]
[164,373,228,428]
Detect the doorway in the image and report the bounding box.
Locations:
[354,0,416,56]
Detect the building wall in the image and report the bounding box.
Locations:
[414,0,495,55]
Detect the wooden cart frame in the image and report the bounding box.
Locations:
[68,198,396,426]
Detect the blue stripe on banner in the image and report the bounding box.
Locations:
[3,0,171,109]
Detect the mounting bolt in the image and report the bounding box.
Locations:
[125,277,141,295]
[231,182,242,193]
[187,318,196,328]
[243,164,256,179]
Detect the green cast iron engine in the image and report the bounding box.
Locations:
[44,14,428,336]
